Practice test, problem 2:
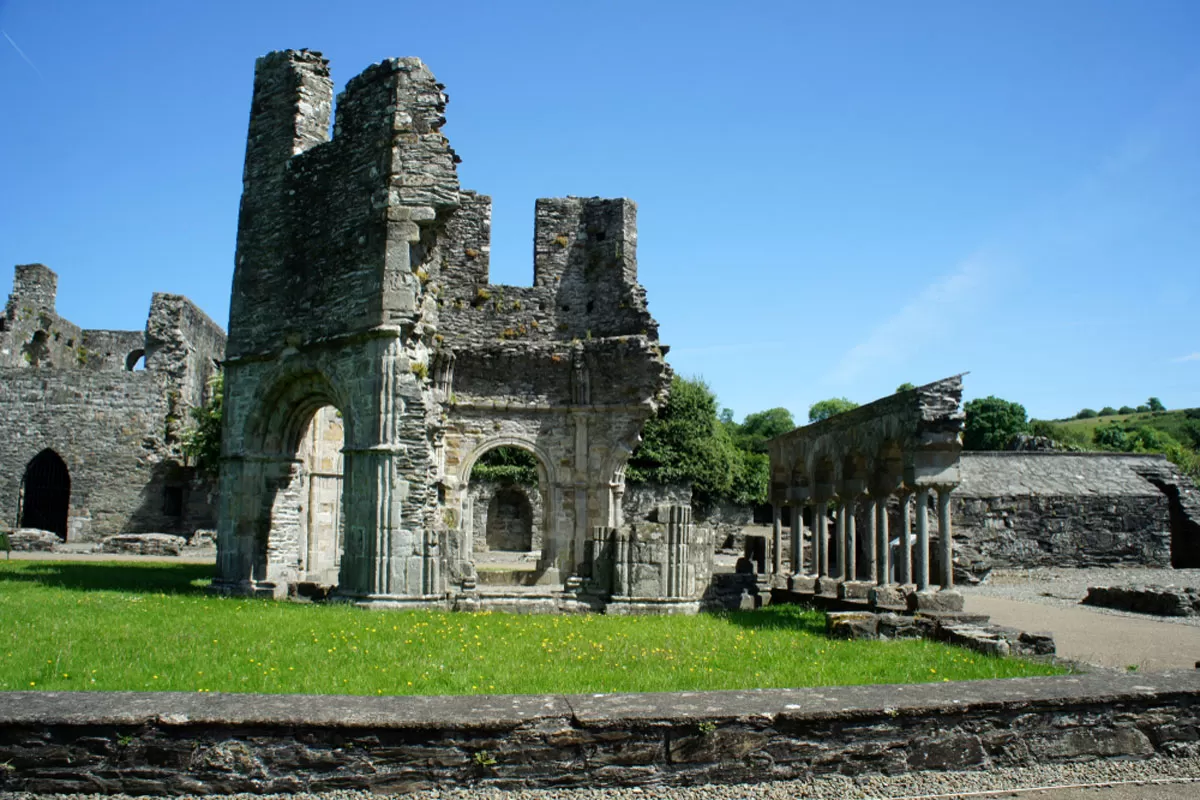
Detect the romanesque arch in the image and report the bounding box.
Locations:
[20,448,70,538]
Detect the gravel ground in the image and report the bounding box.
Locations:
[2,757,1198,799]
[960,566,1200,628]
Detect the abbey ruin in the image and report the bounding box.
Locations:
[0,264,225,541]
[3,49,1197,616]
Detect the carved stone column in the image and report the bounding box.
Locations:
[897,492,913,585]
[862,496,877,583]
[875,496,890,586]
[771,503,783,575]
[790,502,804,575]
[834,499,847,581]
[937,484,955,589]
[914,487,930,591]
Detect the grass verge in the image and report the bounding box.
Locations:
[0,560,1066,695]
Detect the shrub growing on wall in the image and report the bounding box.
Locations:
[963,396,1030,451]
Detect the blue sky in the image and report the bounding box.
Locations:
[2,1,1197,422]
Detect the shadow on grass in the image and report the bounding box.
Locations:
[717,603,827,636]
[0,561,214,595]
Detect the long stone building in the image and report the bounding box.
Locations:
[0,264,226,539]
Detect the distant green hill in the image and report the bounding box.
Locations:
[1052,408,1200,444]
[1036,408,1200,480]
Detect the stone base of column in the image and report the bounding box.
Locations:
[868,585,908,609]
[338,593,450,610]
[815,576,841,596]
[836,580,873,600]
[907,589,965,613]
[208,579,283,599]
[788,575,818,593]
[605,599,702,616]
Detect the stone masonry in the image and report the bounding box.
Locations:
[213,51,674,610]
[0,264,226,539]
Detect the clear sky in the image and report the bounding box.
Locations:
[2,1,1197,422]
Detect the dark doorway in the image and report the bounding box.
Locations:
[21,449,71,538]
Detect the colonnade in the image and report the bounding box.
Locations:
[770,482,958,592]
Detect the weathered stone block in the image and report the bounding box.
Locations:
[8,528,59,551]
[907,589,964,613]
[827,611,879,640]
[837,580,872,600]
[868,585,907,609]
[100,533,186,556]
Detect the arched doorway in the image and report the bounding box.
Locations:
[21,449,70,538]
[292,404,345,585]
[486,487,535,552]
[465,443,554,587]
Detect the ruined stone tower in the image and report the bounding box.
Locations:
[213,51,672,608]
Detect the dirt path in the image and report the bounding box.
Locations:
[963,593,1200,671]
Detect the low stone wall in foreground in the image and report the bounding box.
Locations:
[1,672,1197,794]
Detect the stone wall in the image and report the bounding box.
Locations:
[0,266,226,539]
[1,672,1197,794]
[467,477,545,553]
[954,453,1178,569]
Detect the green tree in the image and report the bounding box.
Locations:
[734,407,795,453]
[1074,408,1098,419]
[1118,406,1136,415]
[1147,397,1166,412]
[963,396,1030,451]
[1099,406,1117,417]
[181,371,224,476]
[626,376,740,505]
[808,397,859,423]
[472,446,539,484]
[1093,423,1129,450]
[895,382,916,393]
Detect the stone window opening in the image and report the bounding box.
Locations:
[19,448,71,539]
[125,349,146,371]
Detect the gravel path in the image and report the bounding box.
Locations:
[2,757,1198,799]
[961,567,1200,628]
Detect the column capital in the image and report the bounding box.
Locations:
[840,478,867,497]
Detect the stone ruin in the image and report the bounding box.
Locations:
[211,50,713,613]
[766,375,969,612]
[0,263,226,542]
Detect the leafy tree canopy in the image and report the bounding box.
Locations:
[471,446,539,484]
[1099,406,1117,417]
[808,397,859,423]
[1118,406,1136,415]
[895,382,916,393]
[963,396,1030,451]
[181,371,224,476]
[1148,397,1166,412]
[733,407,795,453]
[1074,408,1098,419]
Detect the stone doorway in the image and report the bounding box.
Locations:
[295,404,345,585]
[467,445,552,587]
[20,449,70,539]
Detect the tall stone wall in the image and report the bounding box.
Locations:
[953,453,1181,569]
[0,266,227,539]
[215,50,670,610]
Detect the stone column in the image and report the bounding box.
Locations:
[771,503,783,575]
[863,497,877,584]
[938,485,955,589]
[834,500,847,581]
[845,496,857,581]
[790,504,804,575]
[897,493,913,585]
[914,487,930,591]
[875,497,890,586]
[815,503,830,577]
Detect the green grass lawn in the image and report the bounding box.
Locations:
[0,560,1065,696]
